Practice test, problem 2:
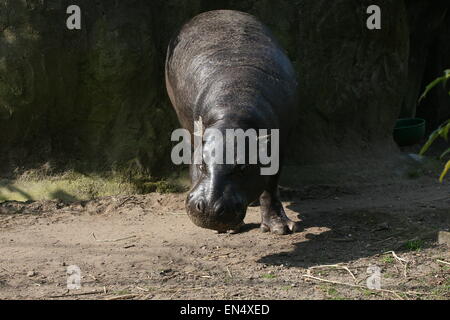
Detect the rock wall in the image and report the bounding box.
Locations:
[0,0,198,176]
[0,0,442,178]
[290,0,409,164]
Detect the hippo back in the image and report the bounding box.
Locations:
[165,10,298,134]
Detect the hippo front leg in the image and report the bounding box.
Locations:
[259,178,301,235]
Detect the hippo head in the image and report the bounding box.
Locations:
[186,127,271,232]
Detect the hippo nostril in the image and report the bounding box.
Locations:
[213,202,225,217]
[195,200,205,213]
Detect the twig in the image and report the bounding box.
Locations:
[143,293,154,300]
[104,294,138,300]
[391,291,406,300]
[226,266,233,278]
[384,251,409,278]
[302,274,428,299]
[171,212,187,216]
[308,264,356,281]
[92,233,137,243]
[0,266,12,276]
[437,259,450,266]
[115,197,132,209]
[135,286,150,292]
[86,274,97,281]
[169,289,182,299]
[375,237,394,244]
[386,251,408,264]
[50,290,105,298]
[142,288,203,300]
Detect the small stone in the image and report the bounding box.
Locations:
[374,222,389,231]
[159,268,172,275]
[27,271,36,277]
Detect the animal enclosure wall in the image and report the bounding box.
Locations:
[0,0,447,178]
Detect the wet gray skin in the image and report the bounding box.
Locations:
[165,10,301,234]
[186,128,270,232]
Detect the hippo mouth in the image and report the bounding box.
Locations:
[186,208,246,233]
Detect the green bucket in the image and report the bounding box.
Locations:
[393,118,426,146]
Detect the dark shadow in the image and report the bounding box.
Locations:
[49,190,79,203]
[0,183,80,203]
[257,202,449,268]
[238,223,260,233]
[2,184,33,201]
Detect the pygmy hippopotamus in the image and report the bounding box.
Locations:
[165,10,301,234]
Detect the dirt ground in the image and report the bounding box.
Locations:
[0,173,449,300]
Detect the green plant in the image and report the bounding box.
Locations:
[381,255,394,264]
[431,279,450,299]
[405,239,424,251]
[318,285,348,300]
[419,69,450,183]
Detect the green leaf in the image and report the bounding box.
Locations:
[439,160,450,183]
[442,122,450,141]
[443,69,450,87]
[420,129,441,155]
[440,148,450,160]
[419,70,450,102]
[421,120,450,155]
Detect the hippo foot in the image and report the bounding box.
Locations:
[260,191,301,235]
[260,217,301,235]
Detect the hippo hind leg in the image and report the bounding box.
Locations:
[259,178,301,235]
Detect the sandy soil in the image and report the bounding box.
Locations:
[0,175,449,300]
